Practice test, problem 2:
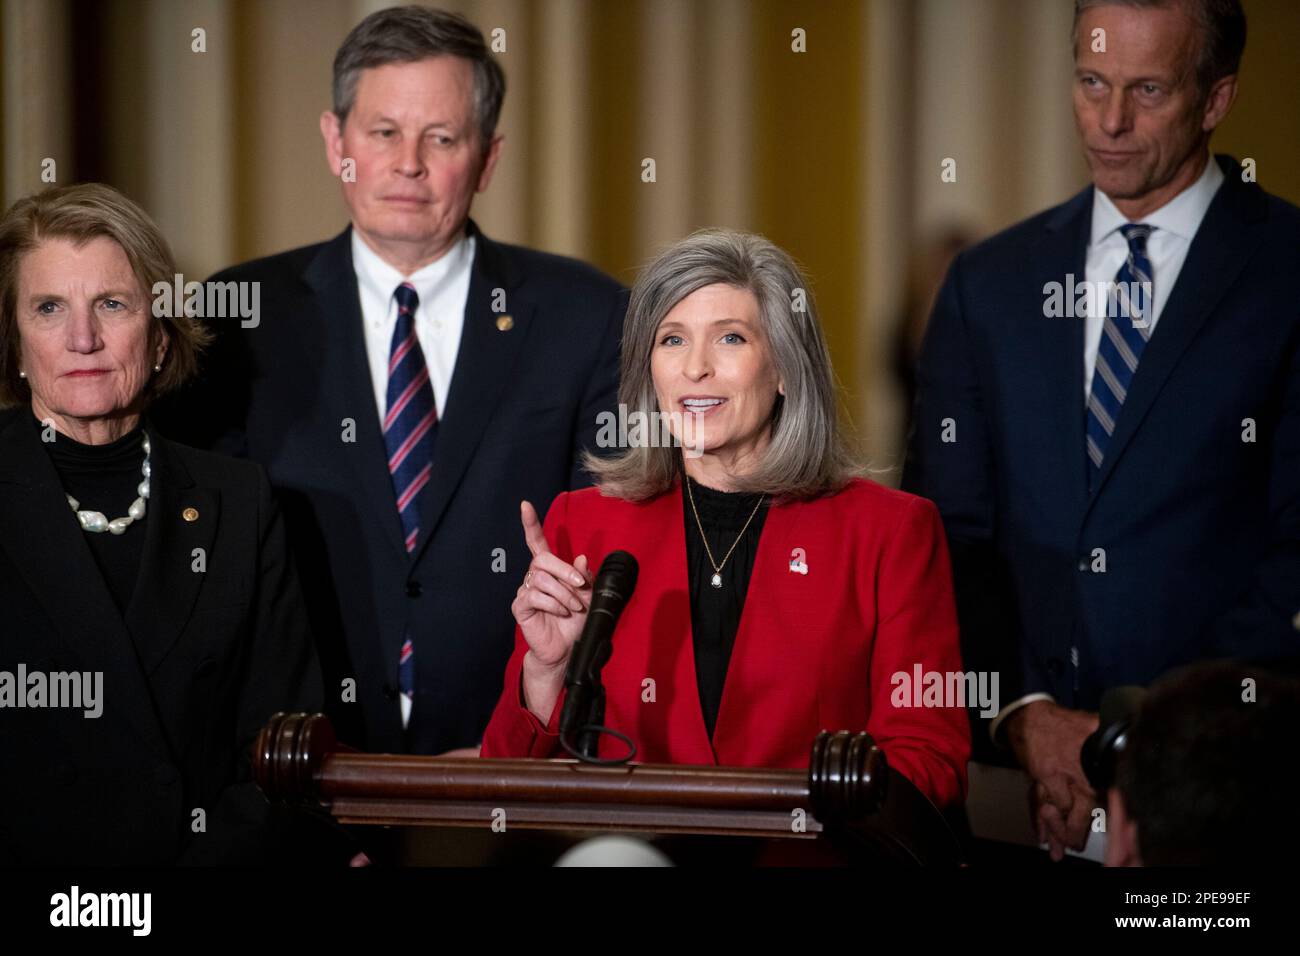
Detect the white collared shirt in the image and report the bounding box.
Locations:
[1082,153,1223,397]
[351,229,475,426]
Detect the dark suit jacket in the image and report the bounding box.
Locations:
[903,154,1300,750]
[0,408,321,865]
[481,479,971,809]
[155,221,626,755]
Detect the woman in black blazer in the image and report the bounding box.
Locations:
[0,183,321,864]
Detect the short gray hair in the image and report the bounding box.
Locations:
[0,184,211,409]
[332,5,506,150]
[585,229,861,502]
[1072,0,1246,97]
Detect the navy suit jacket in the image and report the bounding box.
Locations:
[155,221,626,754]
[904,154,1300,739]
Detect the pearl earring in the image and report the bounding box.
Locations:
[18,371,25,379]
[154,363,162,372]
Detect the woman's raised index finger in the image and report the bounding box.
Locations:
[520,500,551,556]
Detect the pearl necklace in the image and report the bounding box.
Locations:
[65,434,151,535]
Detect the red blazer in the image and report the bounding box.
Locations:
[481,478,970,808]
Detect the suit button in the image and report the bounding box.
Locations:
[382,683,398,701]
[155,764,179,786]
[55,763,76,786]
[1046,658,1064,679]
[406,581,422,598]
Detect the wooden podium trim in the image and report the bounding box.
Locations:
[254,713,960,863]
[329,799,819,837]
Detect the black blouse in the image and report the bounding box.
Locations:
[682,476,769,741]
[36,416,148,616]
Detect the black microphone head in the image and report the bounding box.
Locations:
[596,550,638,592]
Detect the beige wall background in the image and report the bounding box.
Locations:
[3,0,1298,480]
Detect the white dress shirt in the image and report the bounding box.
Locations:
[352,229,475,427]
[990,154,1224,745]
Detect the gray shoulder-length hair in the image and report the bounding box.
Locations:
[584,229,862,502]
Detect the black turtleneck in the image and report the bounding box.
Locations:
[36,416,148,616]
[682,475,769,741]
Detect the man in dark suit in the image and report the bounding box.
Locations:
[904,0,1299,859]
[158,6,624,757]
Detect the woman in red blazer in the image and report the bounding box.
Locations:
[481,230,970,809]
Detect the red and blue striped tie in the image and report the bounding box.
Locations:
[384,282,436,713]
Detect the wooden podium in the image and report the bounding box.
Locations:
[254,712,962,866]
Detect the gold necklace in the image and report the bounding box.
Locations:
[685,476,766,589]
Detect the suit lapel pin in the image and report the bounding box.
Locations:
[182,507,199,522]
[495,315,514,332]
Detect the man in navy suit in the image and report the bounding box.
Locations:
[158,7,624,757]
[905,0,1298,859]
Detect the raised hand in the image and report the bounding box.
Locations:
[511,500,593,719]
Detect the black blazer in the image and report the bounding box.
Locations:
[0,408,321,865]
[155,222,626,755]
[904,154,1300,754]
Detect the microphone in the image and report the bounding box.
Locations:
[559,550,639,758]
[1081,685,1147,792]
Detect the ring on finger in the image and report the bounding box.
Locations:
[525,570,533,589]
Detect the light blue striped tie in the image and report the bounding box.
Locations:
[1087,223,1154,484]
